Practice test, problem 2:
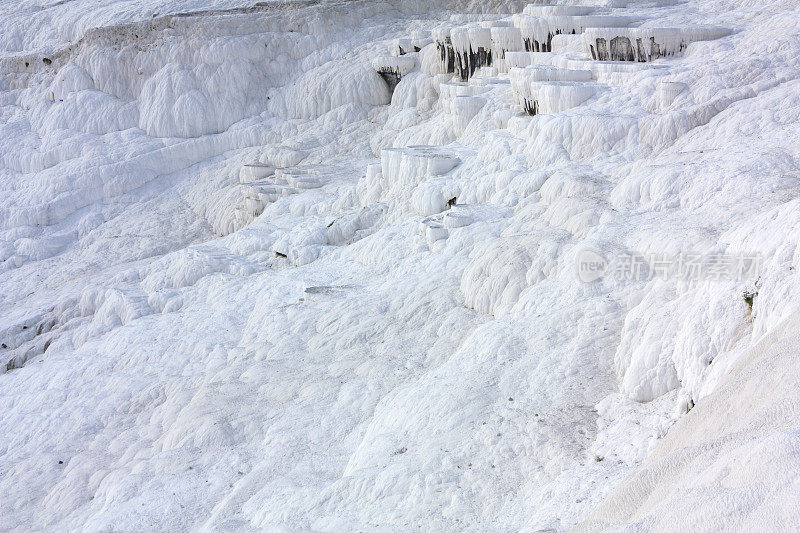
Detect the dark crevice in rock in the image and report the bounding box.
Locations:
[377,69,402,94]
[438,39,456,74]
[455,47,491,81]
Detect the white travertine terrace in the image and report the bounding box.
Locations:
[510,65,594,114]
[522,4,596,16]
[450,25,494,80]
[372,55,418,93]
[657,80,689,109]
[513,14,639,52]
[583,26,733,61]
[490,26,525,72]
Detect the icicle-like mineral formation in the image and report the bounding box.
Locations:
[657,80,689,109]
[583,26,732,61]
[372,55,417,93]
[381,146,461,183]
[522,4,595,16]
[377,146,461,215]
[511,66,596,115]
[450,26,493,80]
[504,50,551,69]
[490,26,524,72]
[392,32,433,56]
[433,26,456,75]
[451,95,487,132]
[513,14,638,52]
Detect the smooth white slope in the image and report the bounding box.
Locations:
[580,309,800,530]
[0,0,799,530]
